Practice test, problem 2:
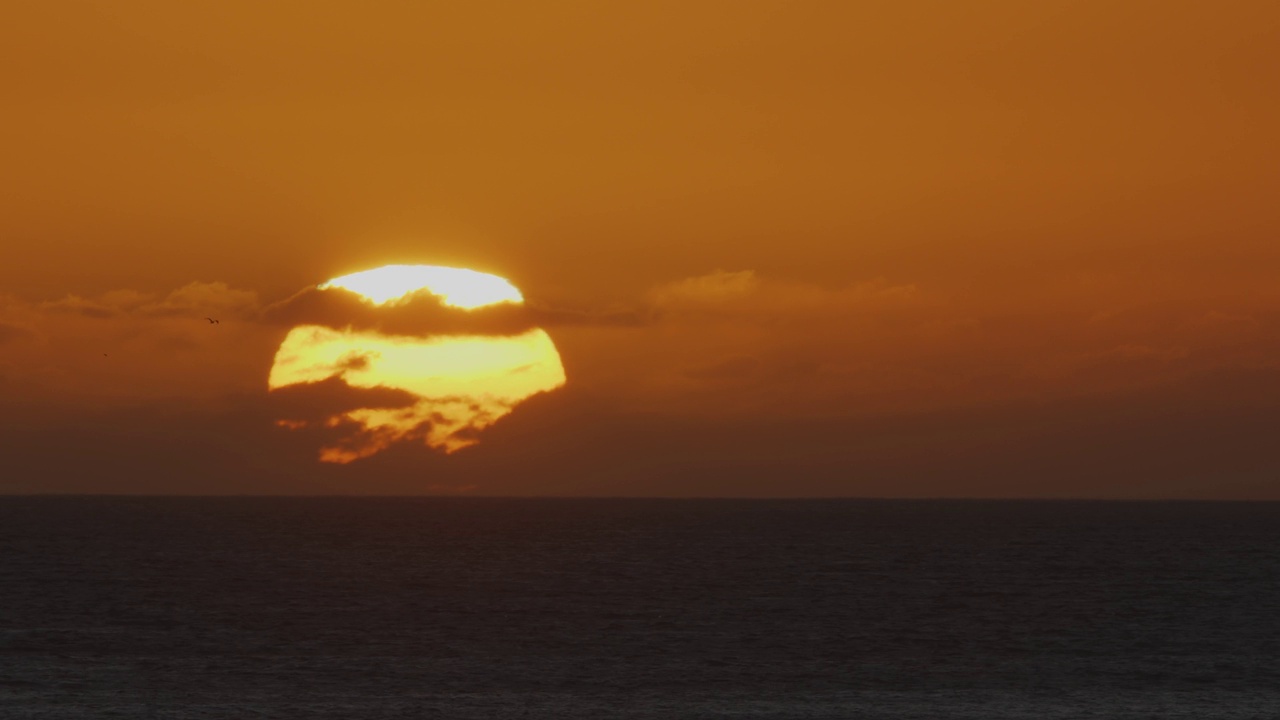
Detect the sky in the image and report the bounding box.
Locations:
[3,0,1279,497]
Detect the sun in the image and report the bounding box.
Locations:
[319,265,523,308]
[268,265,565,462]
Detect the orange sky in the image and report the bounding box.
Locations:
[2,1,1279,497]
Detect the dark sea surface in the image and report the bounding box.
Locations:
[2,497,1279,719]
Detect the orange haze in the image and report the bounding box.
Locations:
[2,1,1279,497]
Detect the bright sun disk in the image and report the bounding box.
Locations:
[319,264,523,308]
[268,264,564,463]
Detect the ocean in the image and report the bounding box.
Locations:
[2,497,1278,718]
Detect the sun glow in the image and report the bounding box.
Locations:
[319,264,523,308]
[268,265,565,462]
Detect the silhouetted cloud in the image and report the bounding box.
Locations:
[16,269,911,350]
[259,269,912,341]
[268,376,419,424]
[260,285,642,337]
[524,300,647,329]
[261,286,535,336]
[334,350,376,373]
[7,271,1280,459]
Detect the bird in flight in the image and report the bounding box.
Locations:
[205,317,220,324]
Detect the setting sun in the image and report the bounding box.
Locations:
[319,265,524,308]
[268,265,565,462]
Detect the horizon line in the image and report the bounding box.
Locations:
[1,493,1277,503]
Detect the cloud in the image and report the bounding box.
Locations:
[334,350,378,373]
[39,282,259,321]
[267,376,420,424]
[261,286,538,336]
[8,271,1280,442]
[561,270,1280,423]
[31,269,904,349]
[648,269,760,306]
[260,285,641,337]
[1,283,278,406]
[524,300,646,329]
[646,270,921,320]
[138,281,259,319]
[39,294,122,318]
[6,367,1280,498]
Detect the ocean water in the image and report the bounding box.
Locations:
[2,497,1278,719]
